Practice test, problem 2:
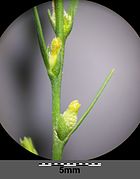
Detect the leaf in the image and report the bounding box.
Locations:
[20,137,38,155]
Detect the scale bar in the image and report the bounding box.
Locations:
[39,162,102,167]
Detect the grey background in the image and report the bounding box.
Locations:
[0,1,140,160]
[1,161,140,179]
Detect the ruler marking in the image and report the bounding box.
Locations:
[38,162,101,167]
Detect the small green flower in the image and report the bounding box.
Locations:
[20,137,38,155]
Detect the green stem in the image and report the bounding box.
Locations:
[51,76,63,160]
[33,0,77,160]
[52,0,65,160]
[51,46,65,160]
[54,0,64,42]
[64,68,115,144]
[52,130,64,160]
[51,78,61,127]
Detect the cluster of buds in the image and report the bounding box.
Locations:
[57,100,81,140]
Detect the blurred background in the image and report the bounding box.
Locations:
[0,0,140,160]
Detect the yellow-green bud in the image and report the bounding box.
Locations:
[57,100,81,140]
[63,100,81,130]
[51,37,62,56]
[64,10,72,38]
[67,100,81,114]
[48,37,62,70]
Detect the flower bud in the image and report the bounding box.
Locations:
[57,100,81,140]
[64,10,73,38]
[48,37,62,75]
[51,37,62,56]
[67,100,81,114]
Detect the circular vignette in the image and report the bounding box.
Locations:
[0,0,140,160]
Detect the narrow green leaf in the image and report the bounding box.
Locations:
[33,7,49,69]
[64,68,115,144]
[47,9,56,33]
[68,0,79,19]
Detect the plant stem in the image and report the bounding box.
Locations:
[52,130,64,160]
[52,48,66,160]
[52,0,65,160]
[34,0,114,161]
[64,68,115,144]
[51,77,61,126]
[54,0,64,42]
